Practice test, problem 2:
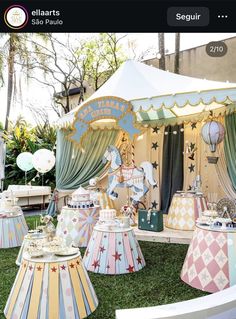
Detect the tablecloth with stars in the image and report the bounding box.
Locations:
[4,253,98,319]
[0,213,28,249]
[83,226,145,275]
[56,206,99,247]
[165,194,207,231]
[181,225,236,293]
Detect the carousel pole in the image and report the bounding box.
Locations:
[127,187,130,206]
[184,141,189,192]
[184,144,187,192]
[131,139,136,206]
[131,142,135,167]
[145,127,151,208]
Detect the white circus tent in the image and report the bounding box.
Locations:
[58,59,236,128]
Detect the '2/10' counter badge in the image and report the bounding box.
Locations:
[206,41,228,57]
[4,5,29,30]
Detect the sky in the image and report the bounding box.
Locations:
[123,33,236,58]
[0,32,236,126]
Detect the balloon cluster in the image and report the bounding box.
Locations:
[16,149,55,174]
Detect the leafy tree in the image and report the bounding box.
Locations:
[25,33,127,115]
[24,33,86,115]
[3,117,56,189]
[0,33,47,131]
[0,34,27,131]
[85,33,126,91]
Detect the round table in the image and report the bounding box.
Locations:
[83,225,145,275]
[5,252,98,319]
[165,193,207,231]
[0,212,28,248]
[56,206,99,247]
[181,224,236,293]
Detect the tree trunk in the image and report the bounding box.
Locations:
[78,85,84,104]
[5,35,15,131]
[158,33,165,70]
[174,33,180,74]
[65,91,70,113]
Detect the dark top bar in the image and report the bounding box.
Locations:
[0,1,234,32]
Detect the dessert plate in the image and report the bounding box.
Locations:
[55,247,79,256]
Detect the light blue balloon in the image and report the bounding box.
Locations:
[16,152,34,172]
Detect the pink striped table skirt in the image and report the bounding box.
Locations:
[83,226,145,275]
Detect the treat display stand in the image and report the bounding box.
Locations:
[5,252,98,319]
[56,206,99,247]
[0,210,28,249]
[16,233,48,266]
[181,224,236,293]
[83,224,145,275]
[165,192,207,231]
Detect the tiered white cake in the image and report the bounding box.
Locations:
[0,191,19,213]
[99,208,117,222]
[68,186,95,208]
[72,187,90,202]
[202,210,218,218]
[197,210,219,226]
[0,199,13,210]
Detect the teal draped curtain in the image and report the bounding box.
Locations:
[47,129,118,216]
[56,129,118,189]
[224,113,236,190]
[46,190,58,216]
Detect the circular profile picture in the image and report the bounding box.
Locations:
[4,5,28,30]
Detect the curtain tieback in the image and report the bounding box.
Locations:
[52,190,59,203]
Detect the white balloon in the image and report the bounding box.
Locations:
[32,149,55,174]
[16,152,34,172]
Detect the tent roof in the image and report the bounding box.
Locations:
[58,60,236,127]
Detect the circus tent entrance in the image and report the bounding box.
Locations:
[54,60,236,236]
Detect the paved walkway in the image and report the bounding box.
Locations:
[22,209,47,217]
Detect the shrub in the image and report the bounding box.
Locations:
[3,119,56,189]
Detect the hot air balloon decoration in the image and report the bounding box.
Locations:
[201,120,225,163]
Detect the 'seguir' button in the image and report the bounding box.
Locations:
[167,7,209,27]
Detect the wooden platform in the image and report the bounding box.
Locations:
[133,216,193,244]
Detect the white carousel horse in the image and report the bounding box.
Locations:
[102,145,157,203]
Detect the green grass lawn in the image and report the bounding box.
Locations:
[0,216,208,319]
